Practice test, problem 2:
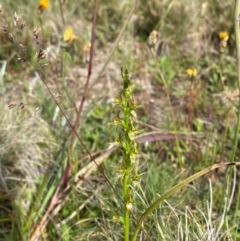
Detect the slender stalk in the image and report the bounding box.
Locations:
[69,0,99,151]
[231,0,240,163]
[122,79,132,241]
[123,96,131,241]
[232,1,240,240]
[58,0,65,26]
[123,167,130,241]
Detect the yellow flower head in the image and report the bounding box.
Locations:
[186,68,198,77]
[218,31,229,40]
[63,28,77,42]
[38,0,50,11]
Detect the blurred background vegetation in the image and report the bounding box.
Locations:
[0,0,240,240]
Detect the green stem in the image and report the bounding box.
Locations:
[58,0,65,26]
[38,15,44,40]
[232,1,240,240]
[123,95,131,241]
[123,167,130,241]
[231,0,240,162]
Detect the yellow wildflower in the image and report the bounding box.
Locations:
[63,28,77,42]
[38,0,50,11]
[219,31,229,49]
[186,68,198,77]
[218,31,229,40]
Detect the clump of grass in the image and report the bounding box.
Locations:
[0,102,57,240]
[0,3,100,240]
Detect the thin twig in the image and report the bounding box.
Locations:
[69,0,99,150]
[58,0,65,26]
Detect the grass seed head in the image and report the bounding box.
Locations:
[20,21,26,30]
[14,12,19,27]
[33,28,40,44]
[19,43,26,53]
[36,49,46,60]
[2,23,8,32]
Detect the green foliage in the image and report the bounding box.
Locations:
[1,0,240,240]
[148,55,176,85]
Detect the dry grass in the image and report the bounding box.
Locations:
[0,0,239,240]
[0,103,57,214]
